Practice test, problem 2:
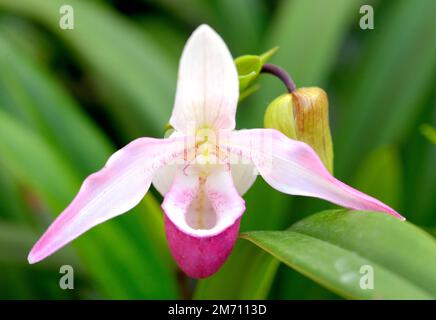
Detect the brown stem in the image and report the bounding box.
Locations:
[261,63,297,93]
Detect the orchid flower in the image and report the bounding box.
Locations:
[28,25,404,278]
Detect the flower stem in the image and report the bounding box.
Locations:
[261,63,296,93]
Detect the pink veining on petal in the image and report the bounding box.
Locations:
[164,214,241,279]
[28,136,187,264]
[224,129,405,221]
[161,167,245,278]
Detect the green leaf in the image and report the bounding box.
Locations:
[270,265,340,300]
[427,228,436,238]
[0,0,177,137]
[243,210,436,299]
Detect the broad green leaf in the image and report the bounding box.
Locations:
[269,265,340,300]
[0,0,176,137]
[0,110,178,298]
[427,228,436,238]
[243,210,436,299]
[335,0,436,179]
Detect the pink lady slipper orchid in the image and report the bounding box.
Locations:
[28,25,404,278]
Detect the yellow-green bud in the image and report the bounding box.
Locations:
[264,87,334,173]
[264,94,297,139]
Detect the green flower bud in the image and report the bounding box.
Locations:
[264,94,297,139]
[264,87,334,173]
[293,87,333,173]
[235,47,278,100]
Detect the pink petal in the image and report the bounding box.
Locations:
[225,129,405,220]
[28,136,187,264]
[162,168,245,278]
[169,24,239,133]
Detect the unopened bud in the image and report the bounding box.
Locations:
[264,87,333,173]
[264,94,297,139]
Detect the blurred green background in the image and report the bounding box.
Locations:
[0,0,434,299]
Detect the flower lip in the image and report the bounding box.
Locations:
[162,200,246,238]
[164,214,242,278]
[161,167,246,238]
